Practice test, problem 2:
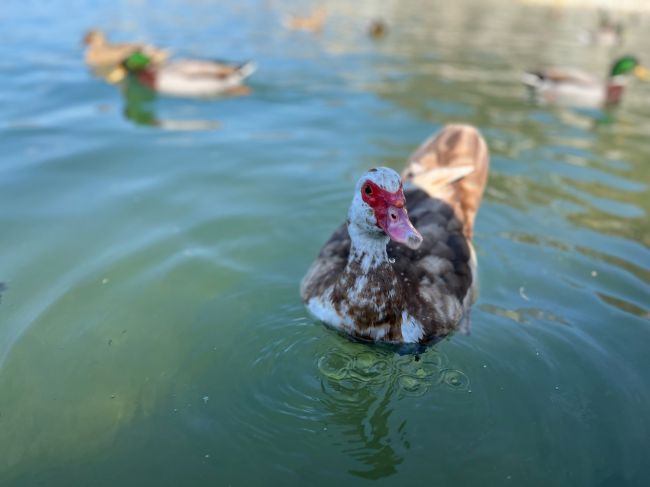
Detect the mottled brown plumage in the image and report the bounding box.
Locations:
[403,124,489,240]
[301,124,489,343]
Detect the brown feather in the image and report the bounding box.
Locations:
[402,124,489,240]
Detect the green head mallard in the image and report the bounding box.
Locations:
[610,56,649,80]
[522,55,649,107]
[122,51,153,72]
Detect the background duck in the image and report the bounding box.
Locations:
[522,55,649,107]
[121,51,256,98]
[368,18,388,40]
[578,11,624,47]
[285,8,327,32]
[301,125,489,344]
[83,30,168,83]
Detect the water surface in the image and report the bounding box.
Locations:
[1,0,650,485]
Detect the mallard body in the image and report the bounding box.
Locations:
[124,53,256,98]
[522,68,609,106]
[522,56,648,108]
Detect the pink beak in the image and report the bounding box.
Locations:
[382,206,423,250]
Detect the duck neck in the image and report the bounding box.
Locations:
[136,69,157,89]
[605,76,626,105]
[347,223,390,273]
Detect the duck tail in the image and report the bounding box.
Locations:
[402,124,489,240]
[236,61,257,79]
[521,70,544,88]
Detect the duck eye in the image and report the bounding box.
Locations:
[364,185,372,195]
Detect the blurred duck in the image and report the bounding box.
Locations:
[368,19,388,39]
[120,52,256,98]
[286,8,327,32]
[522,56,649,107]
[84,30,168,82]
[579,11,624,47]
[301,125,489,344]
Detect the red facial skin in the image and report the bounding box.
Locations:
[360,179,423,249]
[361,179,405,227]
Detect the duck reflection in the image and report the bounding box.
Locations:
[318,347,466,479]
[120,77,221,130]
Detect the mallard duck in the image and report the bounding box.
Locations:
[120,51,256,98]
[285,8,327,32]
[83,30,168,82]
[301,125,489,344]
[522,55,649,107]
[368,19,388,39]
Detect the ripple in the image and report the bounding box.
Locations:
[317,346,467,397]
[318,350,353,380]
[439,369,471,391]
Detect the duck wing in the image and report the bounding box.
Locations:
[387,188,473,333]
[522,67,599,88]
[166,59,256,79]
[402,124,489,240]
[300,224,349,302]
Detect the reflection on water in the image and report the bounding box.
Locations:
[318,346,469,478]
[121,78,221,130]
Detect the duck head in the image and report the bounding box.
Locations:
[610,56,649,81]
[348,167,422,250]
[83,30,106,47]
[122,51,152,73]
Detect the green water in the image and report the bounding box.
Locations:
[1,0,650,485]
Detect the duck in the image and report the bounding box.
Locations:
[83,29,168,82]
[301,124,489,344]
[578,11,623,47]
[522,55,649,107]
[368,19,388,40]
[120,51,256,98]
[285,8,327,32]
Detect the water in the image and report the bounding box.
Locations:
[1,0,650,485]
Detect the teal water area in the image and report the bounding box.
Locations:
[1,0,649,485]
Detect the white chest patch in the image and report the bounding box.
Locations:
[400,312,424,343]
[306,290,425,344]
[306,291,352,332]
